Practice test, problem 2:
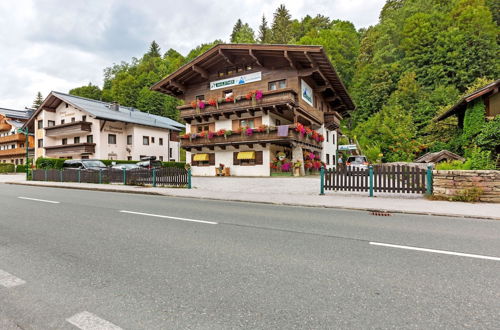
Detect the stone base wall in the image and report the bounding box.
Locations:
[433,170,500,203]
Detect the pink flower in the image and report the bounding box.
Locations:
[255,90,263,100]
[281,162,292,172]
[198,101,205,109]
[208,131,214,139]
[309,152,315,160]
[245,128,254,136]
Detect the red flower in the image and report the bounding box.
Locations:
[216,129,226,136]
[208,98,217,106]
[190,101,197,109]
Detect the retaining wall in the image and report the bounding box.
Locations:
[433,170,500,203]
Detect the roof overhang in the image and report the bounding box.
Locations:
[151,43,355,114]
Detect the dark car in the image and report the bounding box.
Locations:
[62,159,107,170]
[136,156,162,169]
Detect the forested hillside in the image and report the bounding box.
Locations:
[69,0,499,163]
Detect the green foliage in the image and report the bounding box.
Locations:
[271,4,293,44]
[36,157,185,169]
[231,21,255,43]
[15,164,28,173]
[475,116,500,153]
[69,83,102,100]
[36,157,68,169]
[466,146,496,170]
[146,41,161,58]
[462,100,485,141]
[0,163,15,173]
[451,187,483,202]
[32,91,44,109]
[258,15,271,43]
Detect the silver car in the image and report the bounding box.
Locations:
[346,155,369,170]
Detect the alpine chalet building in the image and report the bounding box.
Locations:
[0,108,34,165]
[152,44,355,176]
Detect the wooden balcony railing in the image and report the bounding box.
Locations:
[178,89,298,119]
[45,142,96,156]
[181,127,323,150]
[45,121,92,137]
[324,112,342,130]
[0,133,26,144]
[0,147,30,157]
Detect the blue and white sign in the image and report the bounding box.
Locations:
[210,72,262,90]
[338,144,357,151]
[301,79,314,106]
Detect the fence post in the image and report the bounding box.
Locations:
[99,169,102,184]
[60,169,63,182]
[123,168,126,185]
[320,166,325,195]
[77,169,81,183]
[426,165,433,195]
[187,168,192,189]
[152,168,157,187]
[44,169,47,181]
[369,166,374,197]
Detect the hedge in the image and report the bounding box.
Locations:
[0,163,15,173]
[15,165,28,173]
[35,157,185,169]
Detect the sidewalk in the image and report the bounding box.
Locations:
[5,176,500,220]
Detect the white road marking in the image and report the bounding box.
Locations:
[120,210,218,225]
[18,196,60,204]
[0,269,26,288]
[369,242,500,262]
[66,311,122,330]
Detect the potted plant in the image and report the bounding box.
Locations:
[293,160,302,176]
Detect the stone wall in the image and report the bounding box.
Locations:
[433,170,500,203]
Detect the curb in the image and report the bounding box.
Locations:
[6,182,499,221]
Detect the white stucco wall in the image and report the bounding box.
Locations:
[318,126,337,169]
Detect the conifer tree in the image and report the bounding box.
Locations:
[271,4,292,44]
[258,15,271,43]
[32,92,44,109]
[230,19,243,43]
[146,41,161,57]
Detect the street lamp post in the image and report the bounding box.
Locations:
[17,127,31,180]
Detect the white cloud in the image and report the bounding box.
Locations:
[0,0,385,109]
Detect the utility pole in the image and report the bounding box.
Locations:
[17,127,32,180]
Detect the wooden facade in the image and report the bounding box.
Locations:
[152,44,355,176]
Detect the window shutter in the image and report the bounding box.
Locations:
[209,123,216,132]
[254,117,262,127]
[209,153,215,165]
[233,152,240,165]
[232,120,239,131]
[190,125,197,133]
[255,151,263,165]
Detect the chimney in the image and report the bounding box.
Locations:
[110,101,119,111]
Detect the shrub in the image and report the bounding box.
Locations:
[36,157,68,169]
[15,165,28,173]
[435,160,468,170]
[451,187,483,203]
[467,147,496,170]
[0,163,15,173]
[162,161,185,169]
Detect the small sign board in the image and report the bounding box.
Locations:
[301,79,314,106]
[338,144,357,151]
[210,72,262,90]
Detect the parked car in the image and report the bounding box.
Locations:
[346,155,369,170]
[136,156,162,169]
[62,159,107,170]
[111,163,141,171]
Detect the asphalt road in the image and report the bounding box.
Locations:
[0,184,499,329]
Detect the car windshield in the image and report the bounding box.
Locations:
[347,157,367,164]
[83,160,106,167]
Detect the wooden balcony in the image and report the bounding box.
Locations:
[178,89,298,120]
[45,121,92,137]
[45,143,96,156]
[324,112,342,130]
[0,133,26,144]
[0,123,11,131]
[0,147,31,157]
[181,127,323,151]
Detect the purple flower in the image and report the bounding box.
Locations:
[255,90,263,100]
[281,162,292,172]
[245,128,254,136]
[198,101,205,109]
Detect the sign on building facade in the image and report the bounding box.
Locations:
[301,79,314,106]
[210,72,262,90]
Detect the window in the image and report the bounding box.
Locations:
[127,156,132,161]
[151,137,155,143]
[48,120,55,127]
[37,139,43,148]
[61,119,65,124]
[233,151,263,166]
[226,66,235,75]
[159,138,163,146]
[11,144,15,149]
[127,135,132,145]
[108,134,116,144]
[65,103,68,108]
[159,156,163,161]
[20,143,24,148]
[218,71,225,77]
[237,67,244,73]
[197,125,210,133]
[326,153,330,165]
[87,135,93,143]
[62,138,67,145]
[143,136,149,145]
[326,131,329,142]
[71,117,76,123]
[37,120,43,129]
[223,90,233,99]
[240,119,255,128]
[195,95,205,101]
[20,159,23,165]
[275,119,281,126]
[82,115,86,122]
[169,148,173,158]
[74,137,80,144]
[268,79,286,91]
[245,64,253,71]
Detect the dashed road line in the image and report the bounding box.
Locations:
[120,210,218,225]
[0,269,26,288]
[66,311,122,330]
[369,242,500,261]
[18,196,60,204]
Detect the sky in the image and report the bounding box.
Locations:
[0,0,386,109]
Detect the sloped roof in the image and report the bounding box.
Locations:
[151,43,355,115]
[0,107,34,120]
[437,79,499,121]
[415,150,465,163]
[6,119,25,128]
[25,91,184,131]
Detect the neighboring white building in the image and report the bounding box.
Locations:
[25,92,184,161]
